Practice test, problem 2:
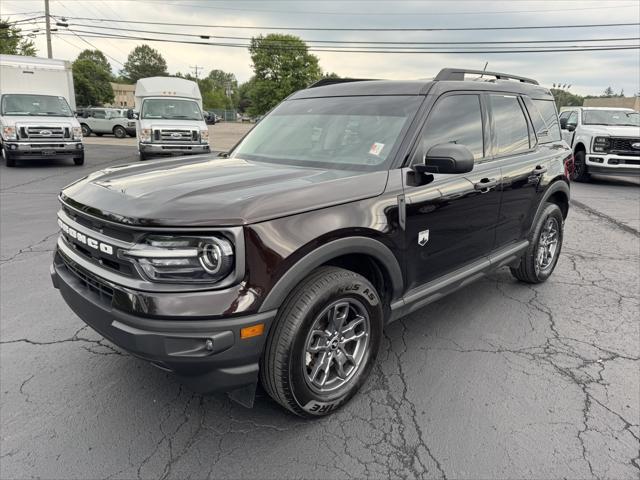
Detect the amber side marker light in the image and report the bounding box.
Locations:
[240,323,265,339]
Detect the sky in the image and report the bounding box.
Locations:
[2,0,640,96]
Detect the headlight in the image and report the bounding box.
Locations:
[120,235,234,283]
[593,136,610,152]
[72,126,82,140]
[200,129,209,143]
[139,128,152,142]
[2,126,17,140]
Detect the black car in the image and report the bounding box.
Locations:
[51,68,571,417]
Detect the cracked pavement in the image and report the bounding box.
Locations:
[1,145,639,479]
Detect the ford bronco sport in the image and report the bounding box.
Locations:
[51,68,571,417]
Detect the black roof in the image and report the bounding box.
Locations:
[290,68,553,101]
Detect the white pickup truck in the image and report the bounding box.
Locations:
[559,107,640,181]
[0,54,84,167]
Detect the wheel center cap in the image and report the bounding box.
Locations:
[329,337,340,350]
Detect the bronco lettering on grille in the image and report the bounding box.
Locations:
[58,219,114,255]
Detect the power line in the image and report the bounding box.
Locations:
[133,0,640,16]
[56,21,640,46]
[54,31,640,54]
[57,16,640,32]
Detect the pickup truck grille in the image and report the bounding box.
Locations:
[610,137,640,156]
[153,128,199,143]
[18,125,70,140]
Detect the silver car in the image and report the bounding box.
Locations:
[80,108,136,138]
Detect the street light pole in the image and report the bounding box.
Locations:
[44,0,52,58]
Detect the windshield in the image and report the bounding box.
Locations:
[231,95,421,171]
[583,110,640,127]
[1,94,73,117]
[141,98,203,120]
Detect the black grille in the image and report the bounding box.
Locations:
[62,206,135,242]
[610,137,640,155]
[59,253,114,305]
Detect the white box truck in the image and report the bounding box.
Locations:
[0,54,84,167]
[131,76,210,160]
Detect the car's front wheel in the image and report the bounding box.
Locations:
[571,150,590,182]
[260,266,383,417]
[510,203,564,283]
[113,126,127,138]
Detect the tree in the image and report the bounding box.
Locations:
[76,49,112,77]
[603,86,615,97]
[247,34,322,115]
[206,69,238,92]
[550,88,583,109]
[73,59,114,106]
[0,19,36,56]
[120,44,168,82]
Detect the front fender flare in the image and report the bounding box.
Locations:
[258,236,404,312]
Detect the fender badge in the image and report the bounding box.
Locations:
[418,230,430,246]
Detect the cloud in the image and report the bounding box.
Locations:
[5,0,640,95]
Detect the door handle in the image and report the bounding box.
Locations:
[474,178,498,192]
[531,165,548,175]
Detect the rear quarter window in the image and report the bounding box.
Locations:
[527,99,561,143]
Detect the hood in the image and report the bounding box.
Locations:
[1,115,78,127]
[61,156,389,227]
[579,124,640,136]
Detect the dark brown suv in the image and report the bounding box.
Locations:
[51,68,571,417]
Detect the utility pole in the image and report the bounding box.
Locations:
[190,65,203,80]
[44,0,52,58]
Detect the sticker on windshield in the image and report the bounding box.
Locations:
[369,142,385,156]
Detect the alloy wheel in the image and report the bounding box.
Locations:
[303,299,370,393]
[535,217,560,274]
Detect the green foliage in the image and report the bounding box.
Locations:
[206,69,238,93]
[247,34,322,115]
[175,70,237,110]
[120,44,168,83]
[236,78,255,113]
[550,89,584,109]
[0,19,36,56]
[72,59,114,107]
[76,49,112,77]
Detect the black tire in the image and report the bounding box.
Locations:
[73,155,84,166]
[510,203,564,284]
[571,150,590,182]
[3,146,16,167]
[113,126,126,138]
[139,151,149,161]
[80,124,91,137]
[260,266,383,417]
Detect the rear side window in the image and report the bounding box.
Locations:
[490,95,530,156]
[92,110,106,119]
[417,94,484,161]
[526,98,561,143]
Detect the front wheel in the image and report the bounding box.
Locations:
[260,266,383,417]
[2,145,16,167]
[571,150,590,182]
[80,124,91,137]
[139,151,149,161]
[113,126,126,138]
[510,203,564,283]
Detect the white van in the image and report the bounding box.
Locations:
[132,77,210,161]
[0,55,84,167]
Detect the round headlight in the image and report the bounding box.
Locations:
[198,238,234,277]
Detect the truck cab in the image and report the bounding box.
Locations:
[0,55,84,167]
[132,77,210,161]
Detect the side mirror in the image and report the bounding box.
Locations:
[566,124,576,132]
[421,143,474,174]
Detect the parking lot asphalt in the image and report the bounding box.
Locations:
[1,141,639,479]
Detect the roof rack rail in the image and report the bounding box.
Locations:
[308,78,376,88]
[434,68,539,85]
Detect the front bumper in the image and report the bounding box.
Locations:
[139,142,210,156]
[51,249,276,393]
[3,141,84,159]
[586,153,640,176]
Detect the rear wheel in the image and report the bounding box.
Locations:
[80,124,91,137]
[113,125,127,138]
[260,266,383,417]
[510,203,564,283]
[571,150,590,182]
